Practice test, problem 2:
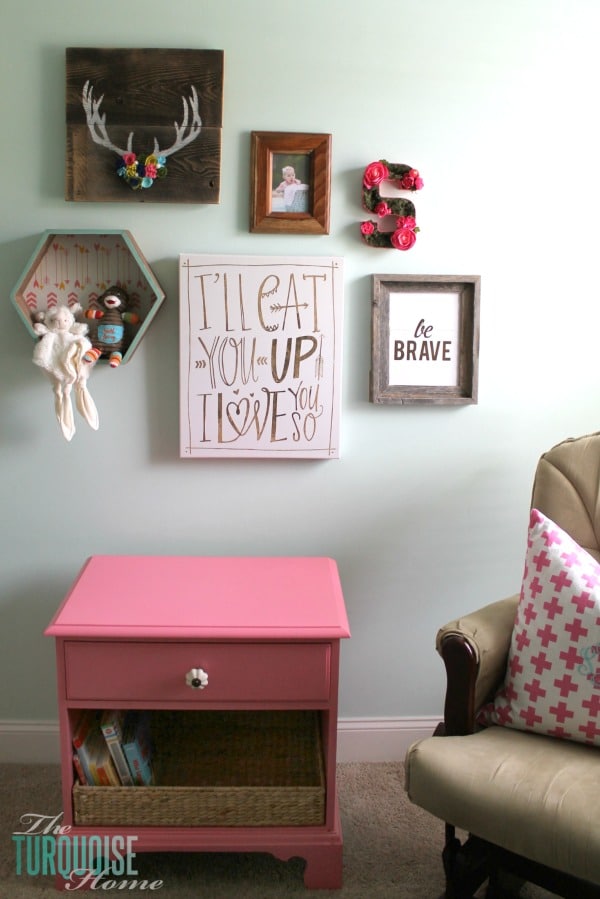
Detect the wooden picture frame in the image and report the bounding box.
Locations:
[370,274,480,405]
[249,131,331,234]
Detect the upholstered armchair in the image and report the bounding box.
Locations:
[405,433,600,899]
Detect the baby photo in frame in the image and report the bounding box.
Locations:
[250,131,331,234]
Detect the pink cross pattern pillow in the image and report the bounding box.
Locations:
[478,508,600,746]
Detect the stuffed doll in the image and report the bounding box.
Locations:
[32,303,99,441]
[83,285,140,368]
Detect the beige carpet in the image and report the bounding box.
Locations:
[0,762,556,898]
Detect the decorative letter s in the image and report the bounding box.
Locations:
[360,160,423,250]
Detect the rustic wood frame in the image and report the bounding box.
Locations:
[249,131,331,234]
[370,274,480,405]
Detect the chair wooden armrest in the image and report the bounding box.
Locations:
[435,594,519,735]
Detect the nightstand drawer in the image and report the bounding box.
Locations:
[64,641,331,703]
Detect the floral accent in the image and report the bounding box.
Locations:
[400,170,424,191]
[117,153,168,190]
[399,215,416,231]
[363,161,390,190]
[360,215,420,251]
[361,159,423,250]
[390,225,417,251]
[362,160,423,216]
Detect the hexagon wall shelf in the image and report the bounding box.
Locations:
[11,230,165,365]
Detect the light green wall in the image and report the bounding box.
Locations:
[2,0,600,721]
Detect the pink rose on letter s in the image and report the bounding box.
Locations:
[363,161,389,189]
[391,227,417,251]
[396,215,416,231]
[399,169,424,191]
[360,220,375,236]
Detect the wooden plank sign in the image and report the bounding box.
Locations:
[66,48,223,203]
[180,255,344,459]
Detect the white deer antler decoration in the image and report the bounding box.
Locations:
[152,86,202,158]
[81,80,202,189]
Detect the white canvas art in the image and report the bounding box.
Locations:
[180,255,343,458]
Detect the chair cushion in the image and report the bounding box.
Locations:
[478,509,600,747]
[405,726,600,884]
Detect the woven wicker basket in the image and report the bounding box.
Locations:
[73,710,325,827]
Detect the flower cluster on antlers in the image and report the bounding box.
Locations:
[116,152,168,190]
[360,160,424,250]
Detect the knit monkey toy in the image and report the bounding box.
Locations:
[83,285,140,368]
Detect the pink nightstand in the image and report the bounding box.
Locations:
[45,556,350,889]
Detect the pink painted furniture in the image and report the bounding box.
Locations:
[45,555,350,889]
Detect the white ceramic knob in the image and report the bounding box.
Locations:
[185,667,208,690]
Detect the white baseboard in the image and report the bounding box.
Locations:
[0,720,60,764]
[336,716,440,762]
[0,716,440,765]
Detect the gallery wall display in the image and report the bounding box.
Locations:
[370,274,480,405]
[65,48,224,203]
[180,255,343,458]
[250,132,331,234]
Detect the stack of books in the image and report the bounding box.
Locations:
[72,710,154,786]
